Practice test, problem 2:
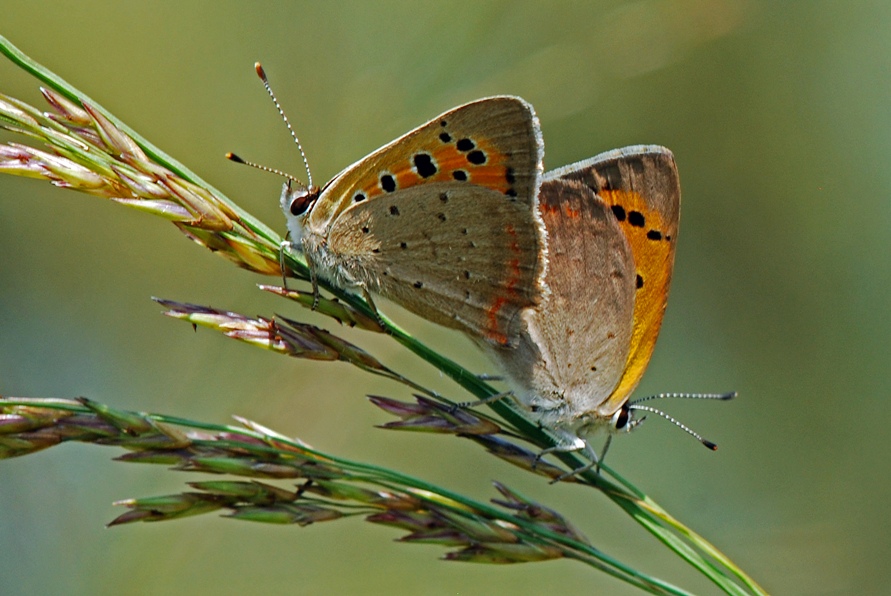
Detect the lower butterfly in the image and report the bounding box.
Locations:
[478,146,733,475]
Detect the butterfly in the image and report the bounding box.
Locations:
[279,96,548,346]
[477,146,686,464]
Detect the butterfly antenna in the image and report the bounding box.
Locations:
[254,62,313,188]
[627,392,736,451]
[627,404,717,450]
[630,391,736,405]
[225,152,303,184]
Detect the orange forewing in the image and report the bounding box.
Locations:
[307,97,541,230]
[352,138,516,202]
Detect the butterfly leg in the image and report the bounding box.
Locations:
[475,373,505,382]
[278,240,290,289]
[452,390,513,411]
[530,436,603,483]
[595,435,614,474]
[303,253,321,311]
[532,441,582,468]
[550,458,598,483]
[359,285,390,333]
[546,439,611,483]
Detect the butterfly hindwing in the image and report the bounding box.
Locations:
[480,177,636,416]
[546,146,680,413]
[326,181,545,345]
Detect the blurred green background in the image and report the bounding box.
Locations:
[1,1,888,594]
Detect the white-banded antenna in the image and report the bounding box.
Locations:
[254,62,313,188]
[628,391,736,450]
[630,391,736,405]
[225,152,303,185]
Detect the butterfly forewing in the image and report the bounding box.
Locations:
[307,96,544,231]
[300,96,546,345]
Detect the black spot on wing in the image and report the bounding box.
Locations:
[466,150,486,165]
[456,138,475,151]
[380,174,396,192]
[413,153,437,178]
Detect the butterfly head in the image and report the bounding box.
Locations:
[280,180,320,247]
[607,402,646,435]
[570,402,645,442]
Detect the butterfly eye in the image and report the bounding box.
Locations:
[288,192,317,216]
[611,405,631,430]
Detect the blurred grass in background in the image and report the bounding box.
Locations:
[1,1,888,594]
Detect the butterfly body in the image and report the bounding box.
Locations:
[281,96,548,346]
[479,146,681,451]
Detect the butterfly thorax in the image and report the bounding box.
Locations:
[523,384,630,432]
[531,401,635,454]
[300,216,384,293]
[281,181,379,290]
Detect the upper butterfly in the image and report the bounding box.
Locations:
[279,95,548,346]
[477,146,683,465]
